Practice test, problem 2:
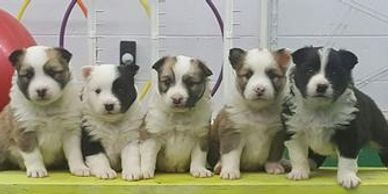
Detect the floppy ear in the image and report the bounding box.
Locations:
[8,49,25,69]
[197,60,213,77]
[291,47,312,65]
[152,56,168,72]
[127,64,140,76]
[54,47,72,63]
[338,49,358,70]
[229,48,246,70]
[81,66,94,79]
[273,48,292,73]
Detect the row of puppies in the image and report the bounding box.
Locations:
[1,45,388,189]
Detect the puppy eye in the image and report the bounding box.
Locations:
[20,72,34,79]
[240,71,253,79]
[161,78,172,85]
[186,80,200,87]
[95,88,101,94]
[53,70,64,74]
[307,68,314,74]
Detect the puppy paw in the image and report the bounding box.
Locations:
[220,168,240,180]
[265,162,285,175]
[70,164,90,177]
[26,166,48,178]
[213,162,222,175]
[287,169,309,180]
[190,167,213,178]
[92,168,117,179]
[122,168,142,181]
[141,168,155,179]
[337,172,361,189]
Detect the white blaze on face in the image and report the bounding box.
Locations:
[84,65,121,115]
[243,49,276,100]
[163,55,191,107]
[306,48,334,97]
[23,46,62,105]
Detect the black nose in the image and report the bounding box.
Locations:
[36,88,47,98]
[104,104,114,111]
[171,97,183,105]
[316,84,329,93]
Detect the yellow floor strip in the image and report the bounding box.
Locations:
[0,168,387,194]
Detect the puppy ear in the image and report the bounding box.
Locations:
[273,48,292,73]
[127,64,140,76]
[152,56,168,72]
[54,47,72,63]
[9,49,25,69]
[338,49,358,70]
[197,60,213,77]
[81,66,94,79]
[291,47,311,65]
[229,48,246,70]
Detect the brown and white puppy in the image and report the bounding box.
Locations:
[209,48,291,179]
[0,46,89,177]
[140,55,213,178]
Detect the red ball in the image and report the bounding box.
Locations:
[0,9,36,111]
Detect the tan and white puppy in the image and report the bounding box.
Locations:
[0,46,89,177]
[209,48,291,179]
[140,55,213,178]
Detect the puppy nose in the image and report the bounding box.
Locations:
[36,88,47,98]
[255,87,265,96]
[104,104,114,111]
[316,84,329,93]
[171,95,183,105]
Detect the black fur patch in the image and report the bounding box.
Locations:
[284,46,388,166]
[112,64,139,113]
[81,121,105,158]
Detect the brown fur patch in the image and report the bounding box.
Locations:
[155,56,177,93]
[208,107,241,167]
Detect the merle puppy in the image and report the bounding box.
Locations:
[283,46,388,189]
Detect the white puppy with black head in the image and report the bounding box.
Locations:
[80,63,144,181]
[0,46,89,177]
[209,48,291,179]
[140,55,213,178]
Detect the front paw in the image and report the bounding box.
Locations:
[337,172,361,189]
[220,168,240,180]
[26,166,48,178]
[70,164,90,177]
[91,168,117,179]
[122,168,142,181]
[287,169,310,180]
[190,166,213,178]
[265,162,285,175]
[141,167,155,179]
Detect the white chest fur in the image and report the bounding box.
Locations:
[83,103,143,170]
[10,81,82,167]
[227,103,282,169]
[145,98,211,172]
[286,88,358,155]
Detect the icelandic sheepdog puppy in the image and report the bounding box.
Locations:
[209,48,291,179]
[0,46,89,177]
[80,63,144,181]
[283,47,388,189]
[140,55,213,178]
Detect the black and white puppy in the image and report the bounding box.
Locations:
[283,46,388,189]
[80,64,144,181]
[209,48,291,179]
[0,46,89,177]
[140,55,213,178]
